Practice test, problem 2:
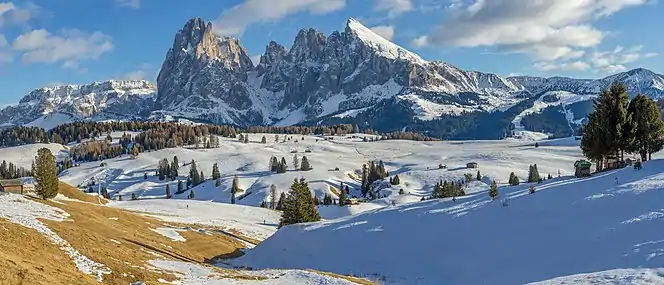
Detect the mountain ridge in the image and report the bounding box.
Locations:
[3,17,664,138]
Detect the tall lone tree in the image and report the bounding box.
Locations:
[279,178,321,228]
[165,184,171,199]
[231,175,240,204]
[627,94,664,161]
[270,184,277,210]
[489,180,498,200]
[300,156,312,171]
[293,154,299,170]
[212,163,221,180]
[33,148,59,199]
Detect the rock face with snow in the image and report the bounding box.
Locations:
[0,80,156,128]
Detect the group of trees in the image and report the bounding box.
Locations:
[278,178,321,228]
[581,83,664,170]
[389,174,400,185]
[157,156,180,181]
[189,160,205,187]
[508,172,520,186]
[360,160,389,197]
[70,140,125,162]
[431,179,466,199]
[269,155,312,173]
[0,160,33,179]
[527,164,541,183]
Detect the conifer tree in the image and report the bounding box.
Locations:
[529,185,535,194]
[260,200,268,208]
[190,160,199,186]
[391,174,400,185]
[281,157,288,170]
[628,94,664,161]
[293,154,299,170]
[476,170,482,181]
[131,193,137,200]
[508,172,519,186]
[361,164,368,197]
[199,171,205,183]
[244,134,249,143]
[300,156,312,171]
[165,184,171,199]
[489,180,498,200]
[277,192,286,210]
[261,136,267,144]
[270,184,277,209]
[177,180,184,193]
[547,173,553,180]
[339,185,348,206]
[278,178,321,228]
[215,178,221,187]
[275,134,279,142]
[33,148,59,200]
[231,175,240,195]
[212,163,221,180]
[144,172,148,180]
[189,189,195,199]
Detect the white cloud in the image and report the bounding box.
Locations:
[12,29,113,68]
[374,0,413,18]
[534,61,590,71]
[422,0,648,62]
[588,45,658,73]
[119,63,153,81]
[115,0,140,9]
[213,0,346,36]
[0,2,47,27]
[370,25,395,40]
[410,35,429,48]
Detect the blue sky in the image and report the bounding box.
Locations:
[0,0,662,105]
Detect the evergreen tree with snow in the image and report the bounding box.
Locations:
[300,156,312,171]
[280,157,288,170]
[261,136,267,144]
[547,173,553,180]
[528,164,541,183]
[279,178,321,228]
[270,184,277,209]
[489,180,498,200]
[391,174,400,185]
[238,133,244,142]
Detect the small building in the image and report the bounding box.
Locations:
[466,162,478,169]
[0,179,25,194]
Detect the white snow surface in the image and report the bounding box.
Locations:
[0,143,70,168]
[151,227,187,242]
[111,199,280,241]
[0,193,111,281]
[25,112,77,131]
[234,158,664,285]
[149,260,357,284]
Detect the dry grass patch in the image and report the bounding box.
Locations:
[57,181,108,205]
[33,183,252,284]
[329,185,341,197]
[0,219,97,285]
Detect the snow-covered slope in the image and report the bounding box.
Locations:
[234,159,664,285]
[0,80,156,129]
[0,143,69,168]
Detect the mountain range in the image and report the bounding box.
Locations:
[2,17,664,139]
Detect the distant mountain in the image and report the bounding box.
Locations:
[4,17,664,139]
[0,80,155,130]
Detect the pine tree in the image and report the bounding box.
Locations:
[300,156,312,171]
[277,192,286,210]
[260,200,268,208]
[231,175,240,195]
[547,173,553,180]
[33,148,59,199]
[144,172,148,180]
[281,157,288,171]
[244,134,249,143]
[131,193,137,200]
[190,160,199,186]
[489,180,498,200]
[275,134,279,142]
[293,154,299,170]
[118,194,122,201]
[270,184,277,209]
[199,171,205,184]
[212,163,221,180]
[165,184,171,199]
[177,180,184,193]
[476,170,482,181]
[339,185,348,206]
[361,164,368,197]
[628,94,664,161]
[278,178,321,228]
[189,189,195,199]
[261,136,267,144]
[508,172,519,186]
[215,178,221,187]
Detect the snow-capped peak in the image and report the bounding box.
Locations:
[344,18,426,63]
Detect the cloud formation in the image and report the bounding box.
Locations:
[213,0,346,36]
[417,0,650,69]
[12,29,113,68]
[374,0,413,18]
[533,45,658,73]
[115,0,140,9]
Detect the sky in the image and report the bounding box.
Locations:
[0,0,662,105]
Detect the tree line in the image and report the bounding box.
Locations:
[581,82,664,171]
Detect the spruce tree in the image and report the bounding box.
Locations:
[281,157,288,171]
[212,163,221,180]
[189,189,195,199]
[144,172,148,180]
[361,164,368,197]
[260,200,268,208]
[33,148,59,199]
[261,136,267,144]
[277,192,286,210]
[215,178,221,187]
[278,178,321,228]
[391,174,400,185]
[231,175,240,195]
[339,185,348,206]
[165,184,171,199]
[293,154,299,170]
[270,184,277,209]
[300,156,312,171]
[131,193,137,200]
[177,180,184,193]
[476,170,482,181]
[199,170,205,183]
[489,180,498,200]
[190,160,199,186]
[118,194,122,201]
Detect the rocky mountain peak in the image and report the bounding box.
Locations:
[257,41,287,76]
[289,28,327,62]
